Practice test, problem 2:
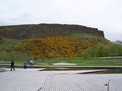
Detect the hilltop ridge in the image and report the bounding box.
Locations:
[0,23,104,39]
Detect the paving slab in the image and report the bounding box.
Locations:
[0,68,122,91]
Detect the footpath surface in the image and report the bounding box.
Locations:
[0,68,122,91]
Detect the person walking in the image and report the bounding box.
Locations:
[23,62,27,69]
[11,60,15,71]
[29,59,33,68]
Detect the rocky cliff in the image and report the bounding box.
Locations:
[0,24,104,39]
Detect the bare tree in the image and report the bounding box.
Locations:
[114,40,122,45]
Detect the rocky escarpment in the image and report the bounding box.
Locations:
[0,24,104,39]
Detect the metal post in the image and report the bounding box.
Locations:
[107,81,109,91]
[104,79,111,91]
[108,79,111,91]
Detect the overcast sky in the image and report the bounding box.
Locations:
[0,0,122,41]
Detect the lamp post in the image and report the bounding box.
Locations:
[104,79,111,91]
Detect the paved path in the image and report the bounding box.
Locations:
[0,68,122,91]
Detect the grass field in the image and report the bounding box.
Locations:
[0,57,122,67]
[47,57,122,66]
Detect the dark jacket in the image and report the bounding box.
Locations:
[11,61,14,67]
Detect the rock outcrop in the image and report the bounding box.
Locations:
[0,24,104,39]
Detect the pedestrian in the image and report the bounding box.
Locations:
[23,63,27,69]
[30,60,33,65]
[30,59,33,68]
[11,60,15,71]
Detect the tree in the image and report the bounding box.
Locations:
[114,40,122,46]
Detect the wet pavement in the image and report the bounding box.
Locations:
[0,68,122,91]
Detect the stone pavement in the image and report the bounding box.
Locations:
[0,68,122,91]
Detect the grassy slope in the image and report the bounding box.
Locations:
[0,38,21,50]
[0,38,33,61]
[69,33,109,43]
[1,34,120,67]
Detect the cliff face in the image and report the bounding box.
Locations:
[0,24,104,39]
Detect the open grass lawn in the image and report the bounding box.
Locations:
[77,58,122,66]
[47,57,122,66]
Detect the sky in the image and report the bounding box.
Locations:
[0,0,122,41]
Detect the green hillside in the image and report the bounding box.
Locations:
[0,24,121,62]
[0,34,109,60]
